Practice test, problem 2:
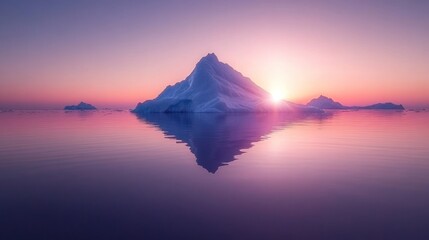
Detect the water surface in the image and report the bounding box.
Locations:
[1,110,428,239]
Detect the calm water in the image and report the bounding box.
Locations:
[1,110,428,239]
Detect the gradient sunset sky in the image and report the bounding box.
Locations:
[1,0,428,109]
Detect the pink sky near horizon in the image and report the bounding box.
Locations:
[0,1,428,109]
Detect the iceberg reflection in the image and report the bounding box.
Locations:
[136,113,329,173]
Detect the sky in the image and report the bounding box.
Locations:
[0,0,428,109]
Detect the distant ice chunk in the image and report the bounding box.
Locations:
[307,95,404,110]
[358,103,404,110]
[64,102,97,110]
[307,95,345,109]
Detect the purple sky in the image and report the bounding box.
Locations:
[1,0,428,109]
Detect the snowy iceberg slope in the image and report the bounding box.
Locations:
[133,53,320,113]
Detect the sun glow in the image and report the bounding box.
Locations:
[260,55,291,104]
[270,90,284,103]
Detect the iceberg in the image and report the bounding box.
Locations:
[64,102,97,110]
[358,102,405,110]
[133,53,321,113]
[307,95,404,110]
[306,95,345,109]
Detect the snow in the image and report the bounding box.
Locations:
[133,53,321,113]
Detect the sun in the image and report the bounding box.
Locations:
[270,90,283,103]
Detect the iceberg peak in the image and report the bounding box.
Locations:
[193,53,221,74]
[200,53,219,63]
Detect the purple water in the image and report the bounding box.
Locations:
[1,110,428,239]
